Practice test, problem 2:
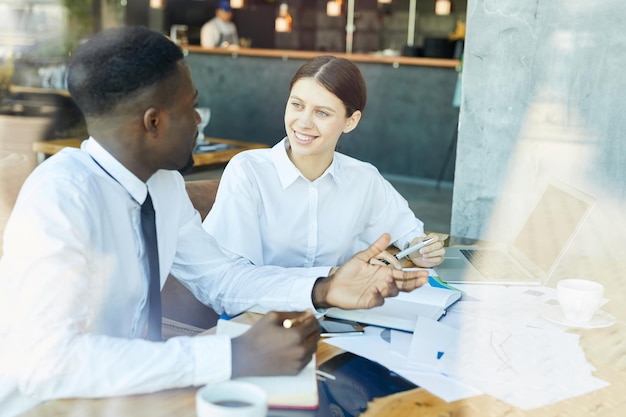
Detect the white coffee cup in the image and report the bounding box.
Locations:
[196,381,267,417]
[557,279,604,324]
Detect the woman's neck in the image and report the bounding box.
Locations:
[287,150,333,182]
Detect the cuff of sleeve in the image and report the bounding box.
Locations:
[288,275,320,311]
[281,266,331,311]
[191,334,232,386]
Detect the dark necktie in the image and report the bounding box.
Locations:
[141,192,162,341]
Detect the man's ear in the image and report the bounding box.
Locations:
[343,110,362,134]
[143,107,161,136]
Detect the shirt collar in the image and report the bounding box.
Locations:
[82,137,148,204]
[271,137,341,188]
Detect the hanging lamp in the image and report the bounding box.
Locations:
[326,0,342,17]
[230,0,244,9]
[275,3,293,33]
[435,0,452,15]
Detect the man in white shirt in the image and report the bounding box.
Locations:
[0,27,428,415]
[200,0,239,48]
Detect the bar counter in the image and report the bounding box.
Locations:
[185,46,461,182]
[185,45,460,69]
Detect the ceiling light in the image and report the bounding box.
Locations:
[435,0,451,15]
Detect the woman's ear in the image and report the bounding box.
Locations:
[143,107,161,136]
[343,110,362,134]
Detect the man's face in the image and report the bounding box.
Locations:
[154,62,200,172]
[216,9,233,22]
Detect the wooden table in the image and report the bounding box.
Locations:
[19,251,626,417]
[21,306,626,417]
[32,137,268,166]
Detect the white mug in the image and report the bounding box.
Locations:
[196,380,267,417]
[557,279,604,324]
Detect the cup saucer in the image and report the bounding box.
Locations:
[540,304,616,329]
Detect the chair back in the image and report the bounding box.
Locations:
[162,179,221,338]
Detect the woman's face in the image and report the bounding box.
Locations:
[284,78,360,163]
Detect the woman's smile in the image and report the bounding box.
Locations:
[293,130,316,143]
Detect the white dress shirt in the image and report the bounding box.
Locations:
[0,138,328,415]
[203,138,425,268]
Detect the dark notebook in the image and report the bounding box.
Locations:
[268,352,417,417]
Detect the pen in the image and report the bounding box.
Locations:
[377,237,436,266]
[282,317,305,329]
[315,370,336,381]
[394,237,435,259]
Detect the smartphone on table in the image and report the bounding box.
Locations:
[318,317,365,337]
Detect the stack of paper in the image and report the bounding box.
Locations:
[325,284,609,410]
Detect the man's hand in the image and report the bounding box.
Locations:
[367,249,403,269]
[312,234,429,310]
[230,311,320,378]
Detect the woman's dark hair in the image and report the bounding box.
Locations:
[289,55,367,117]
[67,26,184,117]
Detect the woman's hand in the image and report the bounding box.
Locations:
[407,233,446,267]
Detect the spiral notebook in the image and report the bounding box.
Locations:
[326,281,462,332]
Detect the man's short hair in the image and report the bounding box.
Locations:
[67,26,184,117]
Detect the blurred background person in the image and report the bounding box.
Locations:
[200,0,239,48]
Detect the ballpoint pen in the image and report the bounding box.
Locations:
[282,317,306,329]
[394,237,435,259]
[378,237,435,266]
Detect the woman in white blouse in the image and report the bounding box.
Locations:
[203,56,445,270]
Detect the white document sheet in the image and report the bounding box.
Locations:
[406,287,610,410]
[323,326,482,402]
